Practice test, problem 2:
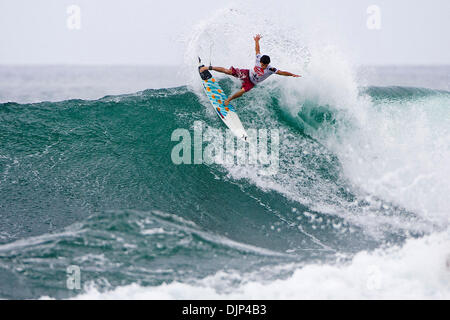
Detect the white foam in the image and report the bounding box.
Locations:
[332,94,450,226]
[72,230,450,299]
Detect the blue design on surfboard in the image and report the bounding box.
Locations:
[201,78,236,118]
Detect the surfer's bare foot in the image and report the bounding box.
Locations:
[199,66,209,73]
[224,99,230,106]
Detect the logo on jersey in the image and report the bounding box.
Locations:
[254,66,264,76]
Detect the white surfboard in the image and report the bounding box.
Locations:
[198,58,248,142]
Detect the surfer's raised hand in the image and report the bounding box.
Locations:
[254,34,262,55]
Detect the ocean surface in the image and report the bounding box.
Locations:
[1,63,448,299]
[1,11,449,298]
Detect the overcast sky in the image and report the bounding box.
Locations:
[0,0,449,65]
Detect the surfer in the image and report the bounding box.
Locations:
[199,34,300,106]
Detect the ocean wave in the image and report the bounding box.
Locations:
[70,230,450,299]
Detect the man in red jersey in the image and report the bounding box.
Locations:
[199,34,301,106]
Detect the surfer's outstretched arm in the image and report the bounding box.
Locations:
[199,66,232,75]
[276,70,301,77]
[224,88,245,106]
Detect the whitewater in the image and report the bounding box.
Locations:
[0,6,449,299]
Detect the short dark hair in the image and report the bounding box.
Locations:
[260,55,271,64]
